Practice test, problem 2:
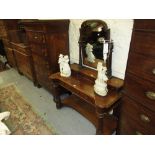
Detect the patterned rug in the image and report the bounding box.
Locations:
[0,60,8,72]
[0,84,55,135]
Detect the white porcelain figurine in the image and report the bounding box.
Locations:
[0,111,11,135]
[94,62,108,96]
[85,43,95,63]
[58,54,71,77]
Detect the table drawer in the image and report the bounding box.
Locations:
[127,53,155,83]
[27,31,46,44]
[124,73,155,111]
[130,30,155,57]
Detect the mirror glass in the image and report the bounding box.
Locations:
[79,20,113,77]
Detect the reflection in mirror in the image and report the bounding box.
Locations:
[79,20,113,77]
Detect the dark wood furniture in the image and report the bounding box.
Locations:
[0,20,19,68]
[118,19,155,135]
[22,20,70,92]
[11,42,34,81]
[50,63,124,134]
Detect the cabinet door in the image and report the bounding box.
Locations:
[14,49,33,80]
[32,53,52,91]
[5,47,16,67]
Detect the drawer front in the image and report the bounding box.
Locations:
[27,31,46,44]
[120,96,155,134]
[30,44,48,57]
[131,31,155,57]
[127,53,155,83]
[14,50,33,80]
[11,44,30,55]
[134,20,155,30]
[119,112,154,135]
[124,73,155,111]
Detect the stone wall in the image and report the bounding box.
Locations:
[69,19,133,79]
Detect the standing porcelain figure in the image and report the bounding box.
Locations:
[94,62,108,96]
[85,43,95,63]
[58,54,71,77]
[0,111,11,135]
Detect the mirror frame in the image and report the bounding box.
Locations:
[78,20,113,78]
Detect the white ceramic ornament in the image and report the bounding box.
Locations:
[94,62,108,96]
[58,54,71,77]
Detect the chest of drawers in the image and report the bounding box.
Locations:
[119,19,155,135]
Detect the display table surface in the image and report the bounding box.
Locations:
[49,64,124,134]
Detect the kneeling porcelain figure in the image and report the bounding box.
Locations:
[94,62,108,96]
[58,54,71,77]
[0,111,11,135]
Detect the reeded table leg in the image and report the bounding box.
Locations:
[96,107,104,135]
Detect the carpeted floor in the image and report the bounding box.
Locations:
[0,84,55,135]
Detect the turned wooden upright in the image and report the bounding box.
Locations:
[49,63,124,134]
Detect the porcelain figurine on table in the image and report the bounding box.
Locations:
[85,43,95,63]
[94,62,108,96]
[58,54,71,77]
[0,111,11,135]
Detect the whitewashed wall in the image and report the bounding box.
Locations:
[69,19,134,79]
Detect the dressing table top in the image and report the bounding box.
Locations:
[49,63,124,109]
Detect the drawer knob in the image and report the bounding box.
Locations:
[136,131,143,135]
[152,68,155,75]
[140,114,150,123]
[146,91,155,100]
[34,36,38,39]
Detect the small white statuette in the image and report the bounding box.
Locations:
[94,62,108,96]
[0,111,11,135]
[58,54,71,77]
[85,43,96,63]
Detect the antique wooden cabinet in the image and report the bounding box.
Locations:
[2,38,16,68]
[0,19,19,68]
[118,20,155,135]
[11,42,34,81]
[22,20,70,92]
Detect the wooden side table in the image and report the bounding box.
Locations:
[49,64,124,135]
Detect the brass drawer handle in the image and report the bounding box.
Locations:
[136,131,143,135]
[152,68,155,75]
[146,91,155,100]
[140,114,150,123]
[34,36,38,39]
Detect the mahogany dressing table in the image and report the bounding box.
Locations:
[49,63,123,134]
[49,20,124,134]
